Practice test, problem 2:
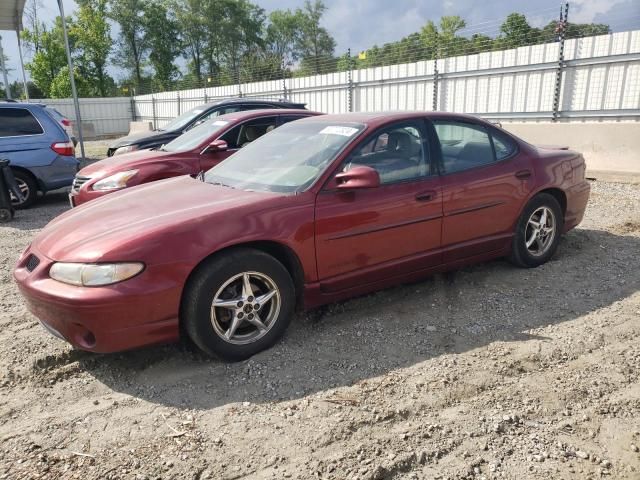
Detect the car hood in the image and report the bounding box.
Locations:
[34,176,278,262]
[109,130,175,148]
[79,149,177,177]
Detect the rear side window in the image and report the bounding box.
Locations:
[0,108,44,137]
[492,130,518,160]
[434,121,493,174]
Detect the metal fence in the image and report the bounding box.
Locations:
[34,96,133,139]
[35,29,640,139]
[133,30,640,128]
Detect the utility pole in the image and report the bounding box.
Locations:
[57,0,86,159]
[0,35,11,100]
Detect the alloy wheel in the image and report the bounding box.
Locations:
[9,178,30,206]
[525,206,556,257]
[210,271,281,345]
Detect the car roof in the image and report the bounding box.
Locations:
[204,97,306,108]
[297,111,495,128]
[216,108,321,122]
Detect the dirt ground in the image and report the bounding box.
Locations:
[0,179,639,480]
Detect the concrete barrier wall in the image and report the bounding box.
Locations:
[502,122,639,173]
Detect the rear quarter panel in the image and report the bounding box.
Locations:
[529,146,590,231]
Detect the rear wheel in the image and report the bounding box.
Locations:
[510,193,563,268]
[183,248,295,361]
[10,170,38,209]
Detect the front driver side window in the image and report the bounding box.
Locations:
[342,123,429,184]
[219,116,278,149]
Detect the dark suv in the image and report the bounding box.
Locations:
[107,98,307,156]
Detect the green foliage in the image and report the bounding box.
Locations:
[22,17,69,97]
[296,0,336,74]
[145,1,181,90]
[49,65,91,98]
[108,0,149,87]
[72,0,113,96]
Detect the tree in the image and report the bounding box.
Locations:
[218,0,266,84]
[73,0,113,96]
[145,0,180,90]
[266,9,303,70]
[499,13,540,48]
[296,0,336,75]
[22,16,70,97]
[49,65,91,98]
[172,0,207,85]
[109,0,148,88]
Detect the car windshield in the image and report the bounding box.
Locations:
[205,121,365,193]
[161,119,230,152]
[161,106,205,131]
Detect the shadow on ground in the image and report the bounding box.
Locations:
[53,227,639,411]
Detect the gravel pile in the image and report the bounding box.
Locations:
[0,180,639,479]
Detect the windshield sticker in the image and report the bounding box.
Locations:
[212,120,229,126]
[319,126,359,137]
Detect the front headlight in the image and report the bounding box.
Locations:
[92,170,138,191]
[113,145,138,156]
[49,262,145,286]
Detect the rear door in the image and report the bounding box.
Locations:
[433,119,535,262]
[315,120,443,292]
[0,107,54,170]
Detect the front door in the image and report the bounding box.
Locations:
[433,119,535,262]
[315,121,443,293]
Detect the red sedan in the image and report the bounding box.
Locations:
[69,109,319,206]
[15,112,590,360]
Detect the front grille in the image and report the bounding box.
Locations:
[26,254,40,272]
[72,175,91,193]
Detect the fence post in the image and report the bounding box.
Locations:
[282,59,288,100]
[432,33,439,111]
[177,92,181,115]
[151,96,157,130]
[204,92,208,103]
[552,2,569,122]
[347,48,353,112]
[129,92,136,122]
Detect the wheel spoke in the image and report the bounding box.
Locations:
[528,219,540,229]
[526,230,538,248]
[255,289,277,306]
[247,315,267,332]
[539,209,547,227]
[224,315,243,340]
[212,298,240,310]
[242,273,254,299]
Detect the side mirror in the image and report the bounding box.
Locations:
[334,165,380,190]
[206,139,228,153]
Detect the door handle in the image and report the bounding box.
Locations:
[415,191,436,202]
[515,169,532,180]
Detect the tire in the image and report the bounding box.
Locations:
[10,170,39,209]
[183,248,295,361]
[509,193,564,268]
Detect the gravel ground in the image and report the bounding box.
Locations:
[0,180,639,480]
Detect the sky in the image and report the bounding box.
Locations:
[1,0,639,84]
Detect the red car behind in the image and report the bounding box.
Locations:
[15,112,590,360]
[69,109,319,206]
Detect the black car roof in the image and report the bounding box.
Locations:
[205,98,306,109]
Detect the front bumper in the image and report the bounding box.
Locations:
[14,246,182,353]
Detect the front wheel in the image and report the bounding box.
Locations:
[182,248,295,361]
[510,193,563,268]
